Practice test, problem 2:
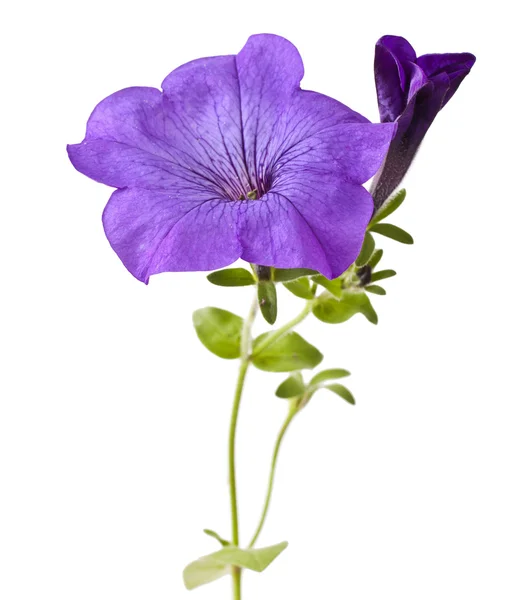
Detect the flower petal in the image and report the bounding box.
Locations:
[237,193,331,276]
[102,188,241,283]
[417,52,476,107]
[238,175,373,280]
[67,87,188,190]
[161,55,254,199]
[234,34,305,186]
[276,172,374,279]
[374,36,417,122]
[69,60,252,200]
[274,114,396,186]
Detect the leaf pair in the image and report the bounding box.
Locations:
[193,308,323,372]
[207,267,317,288]
[276,368,355,406]
[207,267,317,327]
[368,189,414,244]
[183,541,288,590]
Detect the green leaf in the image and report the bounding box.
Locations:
[207,268,255,287]
[258,281,277,325]
[312,291,378,325]
[355,233,375,267]
[371,269,396,283]
[203,529,230,547]
[365,284,386,295]
[311,275,343,298]
[275,372,305,398]
[252,332,323,372]
[310,369,350,386]
[370,223,414,244]
[283,277,315,300]
[192,308,243,359]
[367,248,384,269]
[183,542,288,590]
[326,383,355,405]
[312,293,354,324]
[370,188,406,225]
[272,268,318,282]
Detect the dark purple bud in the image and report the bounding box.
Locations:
[370,35,475,210]
[357,265,372,287]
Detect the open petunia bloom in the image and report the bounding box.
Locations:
[370,35,475,209]
[68,34,395,283]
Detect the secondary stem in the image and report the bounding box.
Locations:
[248,404,298,548]
[228,293,258,600]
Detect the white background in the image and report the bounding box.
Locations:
[1,0,522,598]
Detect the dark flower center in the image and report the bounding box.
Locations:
[218,168,273,202]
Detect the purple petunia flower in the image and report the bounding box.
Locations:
[370,35,475,209]
[68,34,395,283]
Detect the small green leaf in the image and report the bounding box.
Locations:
[183,542,288,590]
[192,308,243,359]
[207,268,255,287]
[370,223,414,244]
[252,332,323,372]
[356,233,375,267]
[312,291,378,325]
[310,369,350,386]
[203,529,230,546]
[365,284,386,295]
[272,268,318,282]
[326,383,355,405]
[370,189,406,225]
[351,292,378,324]
[367,248,384,269]
[258,281,277,325]
[311,275,343,298]
[371,269,396,283]
[183,556,229,590]
[283,277,315,300]
[275,372,305,398]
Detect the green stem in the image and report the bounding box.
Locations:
[251,300,314,357]
[228,293,258,600]
[248,403,298,548]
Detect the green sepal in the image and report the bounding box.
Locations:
[283,277,315,300]
[367,248,384,269]
[355,233,375,267]
[258,281,278,325]
[192,308,243,359]
[310,368,350,386]
[370,188,406,226]
[252,332,323,372]
[183,542,288,590]
[275,372,305,398]
[312,291,378,325]
[311,275,343,298]
[371,269,396,283]
[326,383,355,405]
[370,223,414,244]
[207,268,255,287]
[365,284,386,295]
[272,268,318,282]
[203,529,230,546]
